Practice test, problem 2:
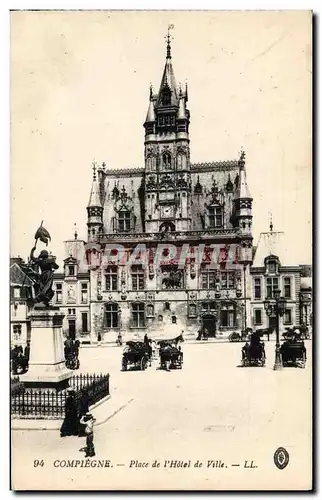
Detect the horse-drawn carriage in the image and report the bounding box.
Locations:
[229,328,253,343]
[159,344,183,370]
[241,333,266,367]
[282,325,310,341]
[122,341,150,371]
[280,338,306,368]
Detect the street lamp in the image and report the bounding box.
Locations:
[264,289,287,370]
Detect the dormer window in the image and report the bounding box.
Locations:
[161,87,171,106]
[208,206,223,229]
[118,211,131,232]
[264,255,280,275]
[68,265,75,276]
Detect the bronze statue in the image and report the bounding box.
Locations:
[29,246,59,306]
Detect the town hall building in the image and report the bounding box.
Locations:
[85,34,253,342]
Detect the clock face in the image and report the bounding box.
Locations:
[161,205,173,218]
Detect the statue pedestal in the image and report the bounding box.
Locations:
[20,306,72,391]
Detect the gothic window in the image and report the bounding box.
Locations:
[162,152,172,170]
[105,266,118,291]
[118,211,131,232]
[266,277,279,298]
[220,303,236,327]
[146,155,156,171]
[131,302,145,328]
[165,302,170,310]
[221,271,235,289]
[131,265,145,291]
[208,206,223,228]
[201,268,216,289]
[177,153,186,170]
[105,303,118,328]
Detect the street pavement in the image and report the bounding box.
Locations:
[11,340,312,491]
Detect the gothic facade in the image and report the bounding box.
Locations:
[86,37,253,342]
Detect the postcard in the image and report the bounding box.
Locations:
[10,10,312,491]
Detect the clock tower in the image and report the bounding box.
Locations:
[143,30,191,233]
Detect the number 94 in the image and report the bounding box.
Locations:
[33,460,44,467]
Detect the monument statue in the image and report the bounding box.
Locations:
[26,222,59,307]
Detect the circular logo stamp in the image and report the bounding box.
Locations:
[274,447,290,470]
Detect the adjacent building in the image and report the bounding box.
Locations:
[250,226,312,331]
[10,257,33,348]
[52,232,90,341]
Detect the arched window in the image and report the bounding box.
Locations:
[146,155,156,171]
[162,152,172,170]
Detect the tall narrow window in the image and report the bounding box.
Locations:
[81,312,88,333]
[220,303,236,327]
[284,309,292,325]
[254,278,261,299]
[209,207,223,228]
[254,309,262,325]
[283,277,291,299]
[118,211,131,232]
[55,283,62,304]
[131,303,145,328]
[68,265,75,276]
[105,266,118,291]
[81,283,88,303]
[105,303,118,328]
[131,265,145,291]
[266,277,279,298]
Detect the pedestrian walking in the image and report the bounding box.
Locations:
[97,332,102,346]
[60,389,79,437]
[78,388,91,437]
[80,412,96,457]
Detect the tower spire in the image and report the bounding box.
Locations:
[166,24,174,59]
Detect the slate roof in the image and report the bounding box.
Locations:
[252,231,299,267]
[10,263,33,287]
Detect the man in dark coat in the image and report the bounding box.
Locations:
[78,388,91,437]
[60,390,79,437]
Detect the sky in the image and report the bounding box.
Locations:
[10,10,312,266]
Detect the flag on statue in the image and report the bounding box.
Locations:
[34,224,51,245]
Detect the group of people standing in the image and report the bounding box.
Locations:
[60,387,96,458]
[11,342,30,375]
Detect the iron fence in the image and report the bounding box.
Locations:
[11,373,110,419]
